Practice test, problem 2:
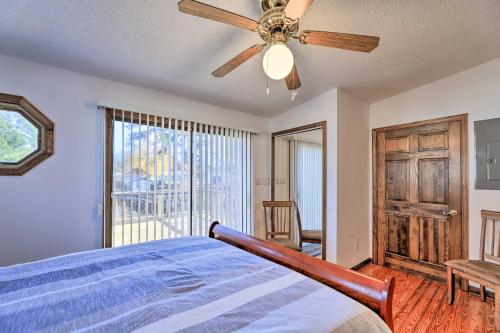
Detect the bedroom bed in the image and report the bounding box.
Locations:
[0,222,394,333]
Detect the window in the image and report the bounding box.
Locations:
[105,109,253,247]
[0,110,38,162]
[0,93,54,176]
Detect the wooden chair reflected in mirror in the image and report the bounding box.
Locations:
[445,210,500,331]
[263,201,302,251]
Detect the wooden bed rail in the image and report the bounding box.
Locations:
[209,222,395,331]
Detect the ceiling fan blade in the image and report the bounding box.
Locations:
[212,44,265,78]
[285,64,301,90]
[299,31,380,53]
[178,0,258,31]
[284,0,314,20]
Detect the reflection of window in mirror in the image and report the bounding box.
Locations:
[272,122,326,259]
[0,93,54,175]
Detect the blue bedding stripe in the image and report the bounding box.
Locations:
[0,238,215,280]
[0,240,223,304]
[176,279,322,333]
[0,241,224,294]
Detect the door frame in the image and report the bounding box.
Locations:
[372,114,469,267]
[271,121,327,260]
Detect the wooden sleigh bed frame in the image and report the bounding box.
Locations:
[209,222,395,331]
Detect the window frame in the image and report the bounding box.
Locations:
[0,93,54,176]
[103,108,253,248]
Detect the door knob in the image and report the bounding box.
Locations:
[442,210,458,216]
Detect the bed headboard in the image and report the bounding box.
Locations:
[209,222,395,331]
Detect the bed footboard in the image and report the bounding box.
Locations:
[209,222,395,331]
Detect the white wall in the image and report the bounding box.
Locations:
[370,57,500,261]
[0,54,270,266]
[252,134,272,240]
[273,136,290,201]
[337,90,371,268]
[271,89,339,262]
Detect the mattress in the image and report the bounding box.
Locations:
[0,237,391,333]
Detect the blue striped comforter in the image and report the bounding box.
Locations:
[0,237,391,333]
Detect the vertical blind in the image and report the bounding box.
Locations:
[108,109,253,247]
[291,140,322,231]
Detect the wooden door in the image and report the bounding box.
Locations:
[373,115,468,281]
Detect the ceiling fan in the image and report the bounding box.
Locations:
[178,0,380,91]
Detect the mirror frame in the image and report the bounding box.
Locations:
[271,121,327,259]
[0,93,54,176]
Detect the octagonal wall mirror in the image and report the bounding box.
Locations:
[0,93,54,175]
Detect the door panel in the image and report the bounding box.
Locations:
[387,214,409,256]
[418,132,448,151]
[374,115,467,280]
[386,160,409,201]
[418,217,449,264]
[418,158,448,204]
[385,136,410,153]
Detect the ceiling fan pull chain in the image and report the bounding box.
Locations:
[290,67,297,100]
[266,59,270,96]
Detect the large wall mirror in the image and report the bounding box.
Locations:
[271,122,326,259]
[0,93,54,175]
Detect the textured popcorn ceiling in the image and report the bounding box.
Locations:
[1,0,500,117]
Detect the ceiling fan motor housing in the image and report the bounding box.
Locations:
[257,6,299,44]
[260,0,289,11]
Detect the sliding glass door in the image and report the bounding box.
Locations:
[291,140,323,231]
[105,109,253,247]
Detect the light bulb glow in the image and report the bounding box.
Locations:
[262,43,294,80]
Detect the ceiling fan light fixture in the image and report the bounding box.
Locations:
[262,43,294,80]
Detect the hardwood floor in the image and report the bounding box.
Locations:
[360,264,497,333]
